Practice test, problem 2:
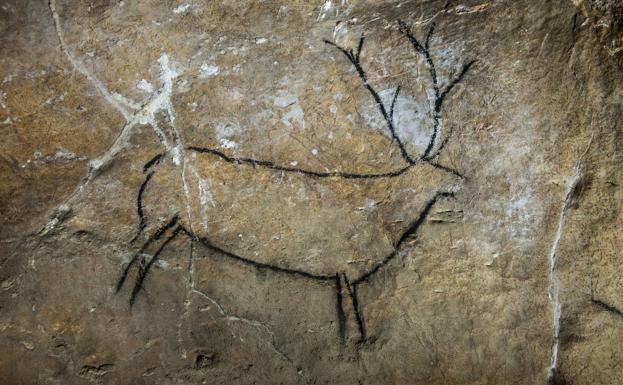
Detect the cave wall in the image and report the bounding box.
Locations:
[0,1,622,384]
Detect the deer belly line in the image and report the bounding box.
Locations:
[178,155,430,279]
[182,185,394,278]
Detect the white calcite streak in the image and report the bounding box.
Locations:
[89,54,184,172]
[189,158,216,232]
[147,55,195,229]
[173,4,191,14]
[317,0,351,21]
[200,63,220,78]
[47,0,193,234]
[49,0,138,120]
[546,167,582,384]
[49,1,185,178]
[135,54,184,165]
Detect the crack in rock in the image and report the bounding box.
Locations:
[545,135,591,384]
[46,0,194,235]
[182,245,293,365]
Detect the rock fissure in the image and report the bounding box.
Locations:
[546,166,583,384]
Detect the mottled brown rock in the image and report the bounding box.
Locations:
[1,0,622,384]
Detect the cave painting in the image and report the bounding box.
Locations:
[114,21,475,342]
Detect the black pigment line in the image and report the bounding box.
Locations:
[398,21,474,161]
[353,251,397,286]
[118,22,472,341]
[592,299,623,320]
[396,191,454,246]
[428,161,464,178]
[353,191,454,285]
[189,145,463,179]
[143,153,163,172]
[398,21,439,97]
[130,171,155,243]
[130,226,182,306]
[389,86,401,125]
[425,22,435,50]
[335,274,346,341]
[179,225,193,239]
[439,60,475,104]
[194,235,334,282]
[137,171,155,227]
[324,38,416,166]
[116,215,179,292]
[426,57,475,161]
[431,128,453,162]
[127,190,455,295]
[187,146,412,179]
[398,21,440,160]
[355,34,365,62]
[154,215,180,238]
[343,273,366,341]
[116,238,155,293]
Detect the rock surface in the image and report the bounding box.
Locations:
[0,0,622,384]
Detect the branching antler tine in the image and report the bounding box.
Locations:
[355,35,365,62]
[394,20,473,166]
[430,126,453,159]
[397,19,409,35]
[398,20,425,54]
[425,22,435,50]
[326,34,415,165]
[426,59,475,160]
[397,21,440,160]
[390,86,401,124]
[440,59,476,102]
[324,39,355,63]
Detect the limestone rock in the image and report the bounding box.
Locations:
[1,1,621,384]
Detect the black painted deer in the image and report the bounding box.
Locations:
[115,21,474,342]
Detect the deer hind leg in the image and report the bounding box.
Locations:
[115,215,180,306]
[335,273,367,344]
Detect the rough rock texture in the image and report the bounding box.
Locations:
[0,0,621,384]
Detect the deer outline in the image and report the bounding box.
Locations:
[114,21,475,343]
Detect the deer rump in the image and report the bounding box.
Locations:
[138,150,459,281]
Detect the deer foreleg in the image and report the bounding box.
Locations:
[116,237,154,293]
[115,216,179,298]
[128,225,182,306]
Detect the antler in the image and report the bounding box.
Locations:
[398,20,475,160]
[325,22,475,165]
[324,36,416,165]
